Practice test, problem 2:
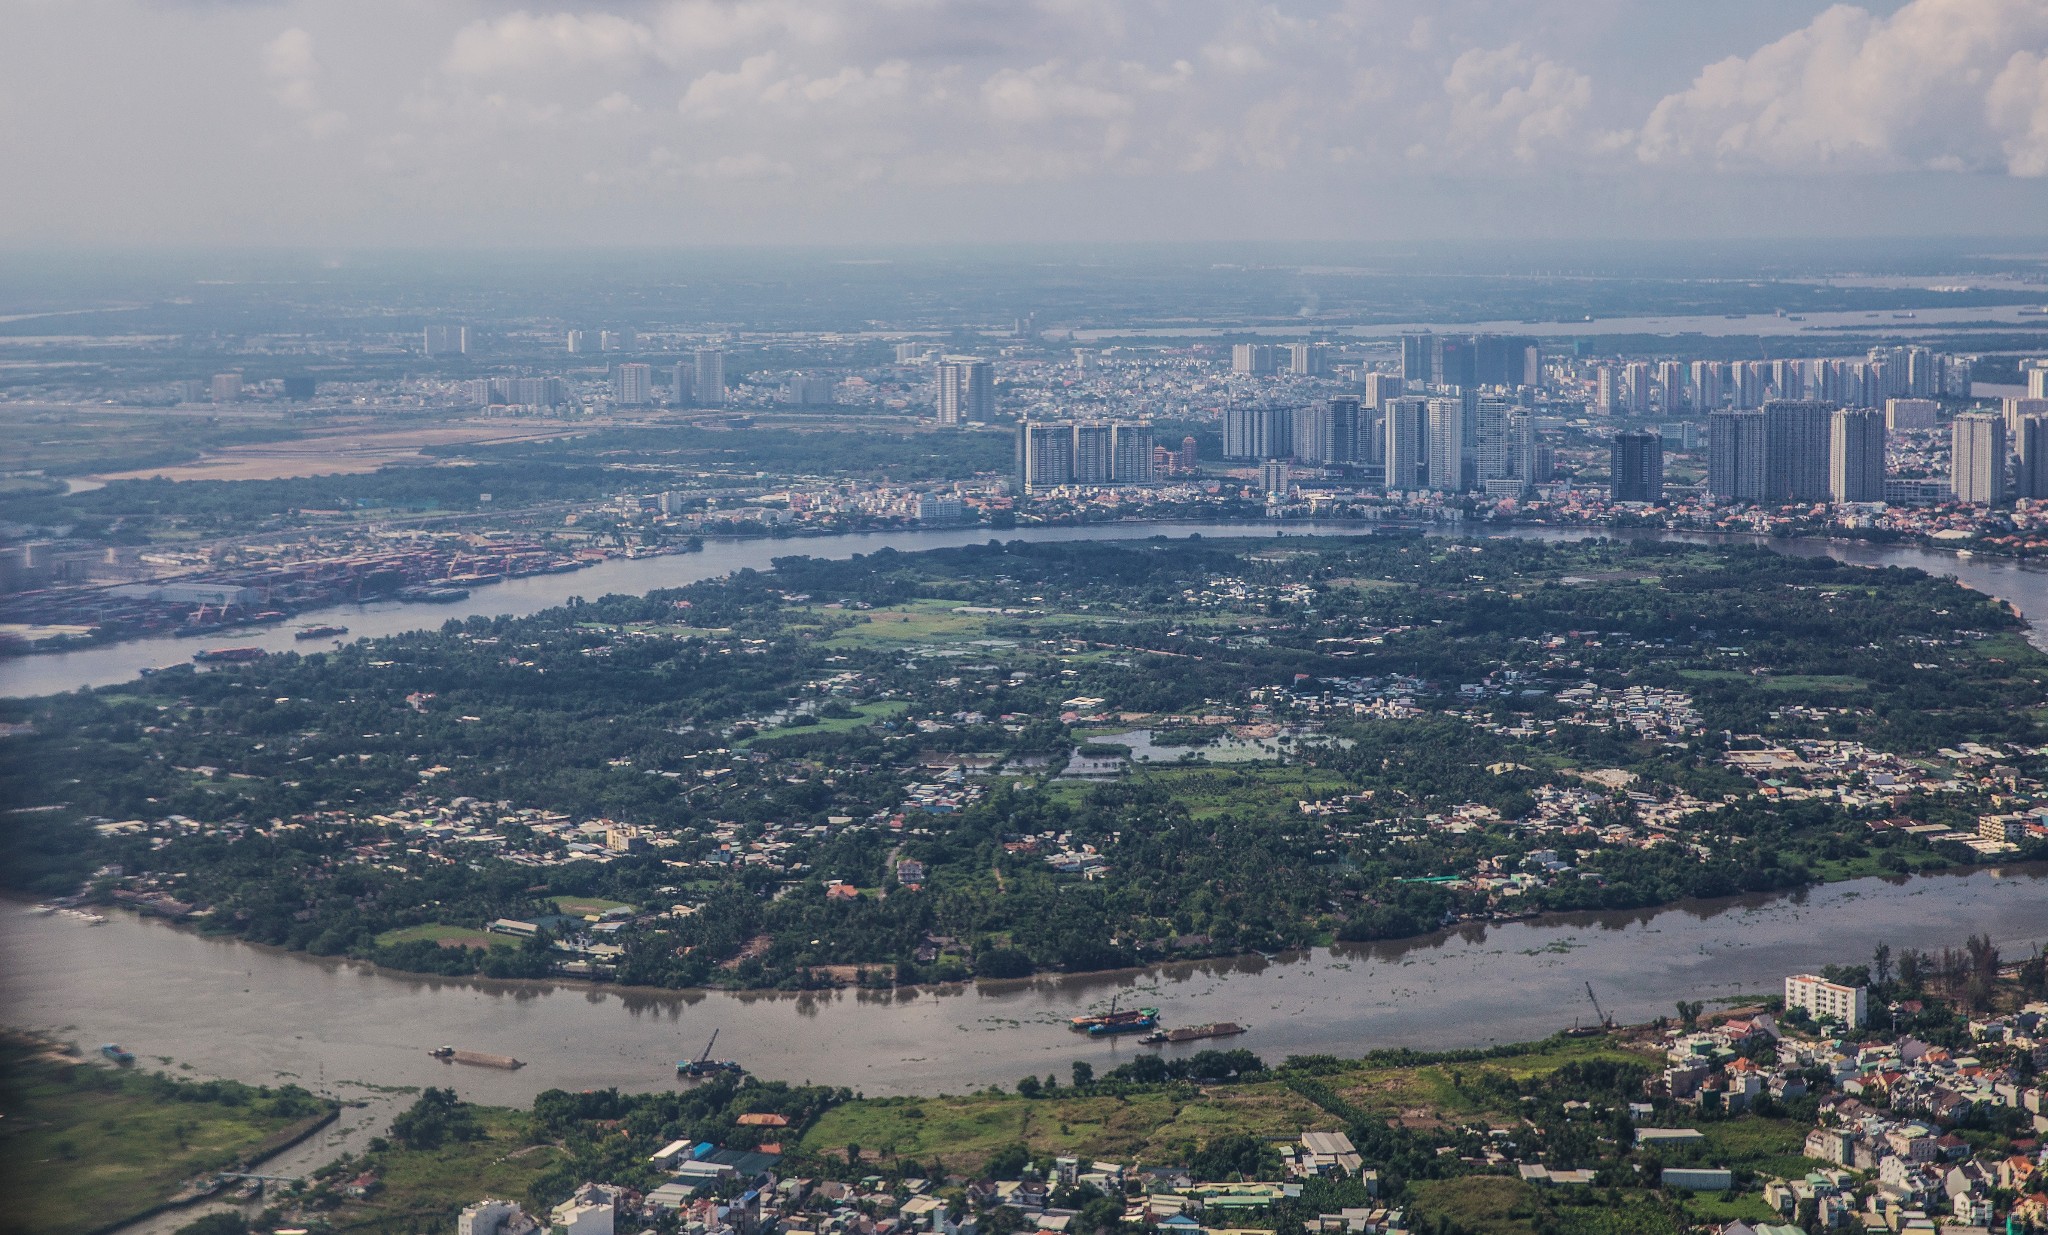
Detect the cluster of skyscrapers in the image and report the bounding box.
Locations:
[1947,404,2048,505]
[1015,421,1157,491]
[1232,342,1335,377]
[464,375,570,408]
[1400,333,1542,390]
[1596,348,1970,417]
[607,351,728,407]
[1696,395,2048,508]
[936,356,995,426]
[1223,385,1545,497]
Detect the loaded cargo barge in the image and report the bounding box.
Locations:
[192,646,266,663]
[429,1046,524,1069]
[1141,1022,1246,1045]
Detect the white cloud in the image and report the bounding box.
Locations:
[1440,44,1594,165]
[981,62,1132,124]
[262,28,347,137]
[1989,50,2048,176]
[444,11,656,77]
[1637,0,2048,174]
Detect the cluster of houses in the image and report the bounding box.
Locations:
[1549,683,1703,742]
[450,1129,1394,1235]
[1648,978,2048,1235]
[1175,575,1320,611]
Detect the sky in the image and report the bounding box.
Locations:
[5,0,2048,248]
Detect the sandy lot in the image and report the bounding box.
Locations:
[86,421,589,484]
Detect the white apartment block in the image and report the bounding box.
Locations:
[1785,973,1867,1029]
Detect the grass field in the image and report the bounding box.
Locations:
[1410,1177,1548,1235]
[327,1106,565,1234]
[801,1039,1645,1173]
[548,895,636,917]
[373,923,501,950]
[1320,1039,1649,1124]
[801,1082,1337,1171]
[1694,1118,1816,1179]
[2,1039,334,1235]
[748,700,908,743]
[821,602,994,649]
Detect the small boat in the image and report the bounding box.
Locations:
[101,1043,135,1064]
[294,624,349,641]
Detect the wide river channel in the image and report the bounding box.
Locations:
[5,520,2048,1111]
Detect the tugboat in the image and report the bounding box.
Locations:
[1086,1008,1160,1036]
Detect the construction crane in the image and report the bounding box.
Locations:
[1585,982,1614,1030]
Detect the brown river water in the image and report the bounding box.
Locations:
[6,864,2045,1105]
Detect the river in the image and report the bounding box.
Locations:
[7,866,2046,1110]
[3,521,1320,698]
[1065,302,2048,342]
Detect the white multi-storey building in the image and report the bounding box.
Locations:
[1785,973,1867,1028]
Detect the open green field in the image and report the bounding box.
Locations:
[802,1082,1336,1171]
[801,1038,1647,1172]
[1320,1040,1650,1123]
[1677,669,1866,693]
[1695,1117,1815,1179]
[820,601,995,648]
[1,1038,334,1235]
[327,1106,566,1234]
[1410,1174,1751,1235]
[748,700,909,743]
[373,923,500,950]
[548,895,636,917]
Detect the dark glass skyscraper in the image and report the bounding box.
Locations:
[1610,431,1664,503]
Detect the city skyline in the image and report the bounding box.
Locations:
[5,0,2048,248]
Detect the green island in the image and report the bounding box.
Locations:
[5,535,2048,991]
[0,1033,336,1235]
